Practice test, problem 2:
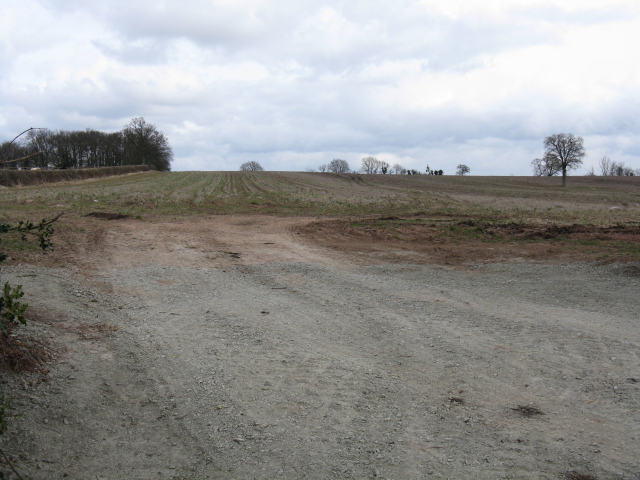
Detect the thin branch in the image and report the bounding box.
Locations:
[40,212,64,228]
[1,128,45,162]
[7,128,44,148]
[0,151,43,166]
[0,447,27,480]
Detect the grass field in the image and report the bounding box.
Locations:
[1,170,639,263]
[1,170,639,222]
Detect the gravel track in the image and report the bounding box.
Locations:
[1,217,639,480]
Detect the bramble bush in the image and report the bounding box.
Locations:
[0,216,57,336]
[0,215,58,480]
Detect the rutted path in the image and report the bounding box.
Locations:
[2,216,639,479]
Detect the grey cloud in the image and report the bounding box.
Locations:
[163,65,637,166]
[98,0,273,48]
[256,6,555,75]
[66,1,559,74]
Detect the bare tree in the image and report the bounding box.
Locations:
[361,156,382,174]
[123,117,173,171]
[531,153,562,176]
[597,156,635,176]
[456,164,470,176]
[599,156,613,176]
[391,163,403,174]
[3,123,173,170]
[239,161,264,171]
[318,164,327,173]
[613,163,625,176]
[1,127,47,169]
[612,161,634,176]
[543,133,586,186]
[328,159,350,173]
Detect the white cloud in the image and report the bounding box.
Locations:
[1,0,639,175]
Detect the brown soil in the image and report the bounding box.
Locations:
[297,215,640,266]
[19,214,640,272]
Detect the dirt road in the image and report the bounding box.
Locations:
[2,216,639,479]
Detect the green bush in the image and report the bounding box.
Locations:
[0,216,57,336]
[0,283,27,336]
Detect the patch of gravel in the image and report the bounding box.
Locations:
[1,261,639,479]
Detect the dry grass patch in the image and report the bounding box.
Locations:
[0,333,53,374]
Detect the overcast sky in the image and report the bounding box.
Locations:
[2,0,639,174]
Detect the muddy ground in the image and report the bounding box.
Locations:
[1,215,639,479]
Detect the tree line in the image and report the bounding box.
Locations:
[244,157,450,175]
[311,157,450,175]
[596,156,637,177]
[0,118,173,171]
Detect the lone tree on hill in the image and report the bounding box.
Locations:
[542,133,586,186]
[327,159,350,173]
[456,164,470,175]
[239,161,264,171]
